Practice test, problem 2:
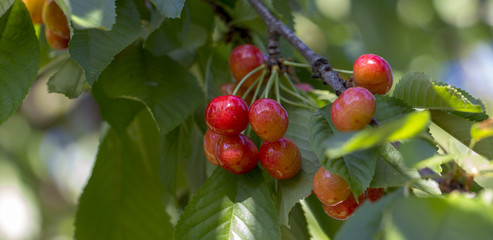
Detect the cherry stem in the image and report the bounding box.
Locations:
[263,66,279,98]
[333,68,353,75]
[232,64,265,95]
[282,60,310,68]
[250,71,266,105]
[280,96,314,109]
[275,72,281,103]
[279,84,316,108]
[242,69,267,100]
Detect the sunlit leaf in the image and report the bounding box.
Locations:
[392,72,482,113]
[325,111,431,160]
[471,118,493,142]
[174,168,281,240]
[431,110,493,159]
[0,1,39,124]
[66,0,116,30]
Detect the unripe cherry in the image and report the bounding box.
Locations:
[229,44,266,88]
[312,167,351,206]
[259,137,302,180]
[353,54,393,95]
[249,98,288,141]
[216,134,259,175]
[330,87,376,132]
[205,95,249,135]
[22,0,46,24]
[42,0,70,39]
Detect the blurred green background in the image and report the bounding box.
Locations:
[1,0,492,239]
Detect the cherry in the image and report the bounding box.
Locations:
[205,95,249,135]
[22,0,46,24]
[42,0,70,39]
[203,129,222,166]
[323,188,384,220]
[353,54,393,95]
[259,137,302,180]
[229,44,266,88]
[330,87,376,132]
[312,167,351,206]
[45,27,69,50]
[322,193,359,220]
[216,134,259,175]
[249,98,288,141]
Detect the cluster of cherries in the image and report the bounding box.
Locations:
[23,0,71,50]
[204,44,302,180]
[313,54,394,220]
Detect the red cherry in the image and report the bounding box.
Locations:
[219,82,254,104]
[322,193,359,220]
[259,137,302,180]
[312,167,351,206]
[229,44,266,88]
[330,87,376,132]
[358,188,384,202]
[249,98,288,141]
[45,27,69,50]
[216,134,259,174]
[205,95,249,135]
[203,129,222,166]
[353,54,393,95]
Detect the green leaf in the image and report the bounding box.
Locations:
[151,0,185,18]
[182,122,208,194]
[374,95,414,122]
[278,107,319,226]
[75,111,173,239]
[0,0,15,17]
[302,194,341,240]
[434,82,489,122]
[392,72,482,113]
[281,203,310,240]
[431,110,493,159]
[159,118,193,194]
[70,0,142,85]
[47,57,87,99]
[67,0,116,30]
[174,168,281,240]
[399,139,438,169]
[325,111,431,160]
[0,1,39,124]
[97,43,204,135]
[471,118,493,142]
[309,109,376,198]
[370,156,409,188]
[389,193,493,240]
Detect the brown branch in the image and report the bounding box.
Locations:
[246,0,348,95]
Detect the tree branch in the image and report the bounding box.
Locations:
[246,0,348,95]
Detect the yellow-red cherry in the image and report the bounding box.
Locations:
[313,167,351,206]
[203,129,222,166]
[259,137,302,180]
[353,54,393,95]
[229,44,266,88]
[22,0,46,24]
[215,134,259,175]
[249,98,288,141]
[330,87,376,132]
[43,0,70,39]
[45,27,69,50]
[205,95,249,135]
[323,188,384,220]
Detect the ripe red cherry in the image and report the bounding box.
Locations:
[322,193,359,220]
[205,95,249,135]
[203,129,222,166]
[313,167,351,206]
[216,134,259,174]
[259,137,302,180]
[353,54,393,95]
[219,82,254,104]
[229,44,266,88]
[249,98,288,141]
[22,0,45,24]
[45,27,69,50]
[43,0,70,39]
[323,188,384,220]
[330,87,376,132]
